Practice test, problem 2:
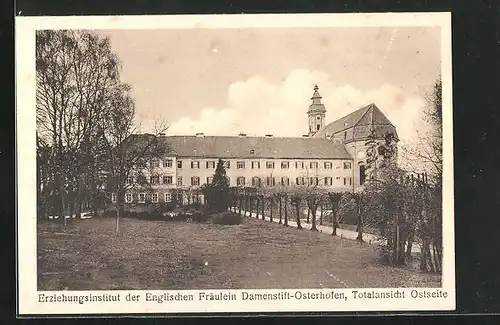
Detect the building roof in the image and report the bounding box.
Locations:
[313,103,399,141]
[144,135,352,160]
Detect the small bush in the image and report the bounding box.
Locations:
[211,212,242,225]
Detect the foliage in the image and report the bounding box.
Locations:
[202,159,230,212]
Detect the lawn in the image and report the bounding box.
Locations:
[37,216,441,291]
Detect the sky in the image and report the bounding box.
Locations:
[97,27,441,145]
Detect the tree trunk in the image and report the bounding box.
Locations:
[320,204,323,225]
[306,208,310,223]
[270,198,273,222]
[249,196,253,217]
[255,197,259,219]
[295,204,302,229]
[356,212,363,242]
[238,196,242,216]
[283,194,288,226]
[419,240,427,272]
[261,196,265,220]
[311,202,318,231]
[278,197,282,224]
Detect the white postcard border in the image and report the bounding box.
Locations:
[16,12,454,315]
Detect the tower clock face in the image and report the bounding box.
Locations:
[357,150,366,160]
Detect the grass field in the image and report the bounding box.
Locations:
[37,216,441,290]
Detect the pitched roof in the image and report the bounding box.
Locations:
[313,103,399,140]
[147,135,352,160]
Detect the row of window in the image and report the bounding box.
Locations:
[111,192,188,204]
[127,175,212,186]
[140,159,352,170]
[125,175,353,188]
[236,176,352,187]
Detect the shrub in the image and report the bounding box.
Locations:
[211,212,242,225]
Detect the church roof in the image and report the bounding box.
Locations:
[131,134,352,160]
[313,103,399,141]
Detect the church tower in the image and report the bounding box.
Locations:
[307,85,327,137]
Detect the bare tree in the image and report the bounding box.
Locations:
[36,30,124,225]
[103,102,170,234]
[326,192,343,236]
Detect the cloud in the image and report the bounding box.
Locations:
[166,69,426,142]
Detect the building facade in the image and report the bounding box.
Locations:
[114,86,398,206]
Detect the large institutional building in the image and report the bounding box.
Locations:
[115,86,398,205]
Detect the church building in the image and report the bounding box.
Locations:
[115,86,398,205]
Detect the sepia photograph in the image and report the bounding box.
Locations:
[17,13,454,314]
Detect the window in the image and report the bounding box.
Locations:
[126,176,134,184]
[324,162,332,169]
[138,193,146,203]
[281,161,289,169]
[206,161,216,169]
[165,193,172,202]
[125,193,133,203]
[250,149,255,154]
[177,177,182,186]
[252,177,262,187]
[344,162,352,169]
[343,177,347,186]
[344,131,347,140]
[237,161,245,169]
[163,176,172,184]
[336,163,341,169]
[191,161,200,169]
[152,193,158,203]
[150,175,160,184]
[266,161,275,169]
[336,176,341,180]
[151,159,160,168]
[177,192,183,203]
[206,176,213,184]
[224,160,230,169]
[164,159,173,168]
[349,177,352,186]
[295,161,304,169]
[266,177,275,186]
[324,177,333,186]
[281,177,290,186]
[309,177,319,186]
[191,176,200,186]
[237,177,246,186]
[177,160,183,168]
[111,193,117,203]
[296,177,305,185]
[310,162,318,169]
[251,161,260,169]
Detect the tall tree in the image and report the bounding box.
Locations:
[36,30,123,224]
[202,159,230,212]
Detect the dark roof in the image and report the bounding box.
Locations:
[148,135,352,159]
[313,103,399,140]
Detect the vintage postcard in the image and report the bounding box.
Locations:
[16,12,454,316]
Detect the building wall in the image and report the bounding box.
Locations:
[120,156,356,205]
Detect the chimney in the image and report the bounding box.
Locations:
[265,134,273,137]
[195,132,204,137]
[238,133,247,137]
[158,133,166,137]
[302,134,309,138]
